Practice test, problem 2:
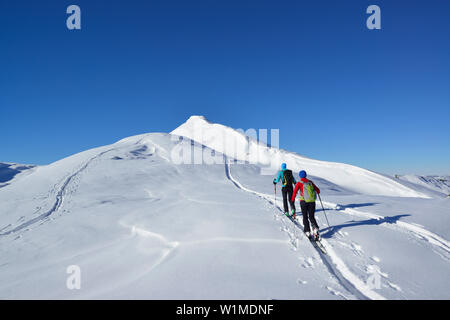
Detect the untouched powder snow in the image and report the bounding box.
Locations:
[171,116,428,198]
[0,116,449,299]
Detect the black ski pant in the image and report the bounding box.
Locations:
[281,186,295,213]
[300,201,319,232]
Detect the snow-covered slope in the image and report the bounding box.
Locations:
[396,175,450,197]
[0,116,449,299]
[0,133,342,299]
[0,162,36,188]
[171,116,428,198]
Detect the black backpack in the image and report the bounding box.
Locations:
[282,169,294,186]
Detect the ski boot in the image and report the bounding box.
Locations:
[312,228,321,241]
[291,209,296,219]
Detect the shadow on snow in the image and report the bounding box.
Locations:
[320,214,411,239]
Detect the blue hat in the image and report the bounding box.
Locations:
[299,170,307,178]
[281,163,287,170]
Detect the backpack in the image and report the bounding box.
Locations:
[282,170,294,186]
[301,180,317,203]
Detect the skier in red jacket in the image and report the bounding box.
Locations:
[292,170,321,240]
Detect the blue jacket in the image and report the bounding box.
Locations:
[273,169,296,187]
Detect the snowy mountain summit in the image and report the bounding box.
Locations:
[0,116,449,299]
[172,116,427,198]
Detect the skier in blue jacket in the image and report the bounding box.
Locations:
[273,163,296,217]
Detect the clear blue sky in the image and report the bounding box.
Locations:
[1,0,449,175]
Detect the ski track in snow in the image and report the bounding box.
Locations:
[325,202,450,255]
[117,221,291,284]
[224,159,385,300]
[128,224,180,272]
[224,160,450,298]
[0,149,114,237]
[127,223,288,247]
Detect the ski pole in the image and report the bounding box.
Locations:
[318,193,331,228]
[274,184,277,208]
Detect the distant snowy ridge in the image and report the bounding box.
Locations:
[172,116,428,198]
[396,175,450,197]
[0,162,36,188]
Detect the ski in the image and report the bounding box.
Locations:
[306,233,327,255]
[311,237,327,255]
[288,215,327,255]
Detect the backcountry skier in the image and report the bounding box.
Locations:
[273,163,296,218]
[292,170,321,240]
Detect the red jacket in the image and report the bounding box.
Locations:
[292,178,320,203]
